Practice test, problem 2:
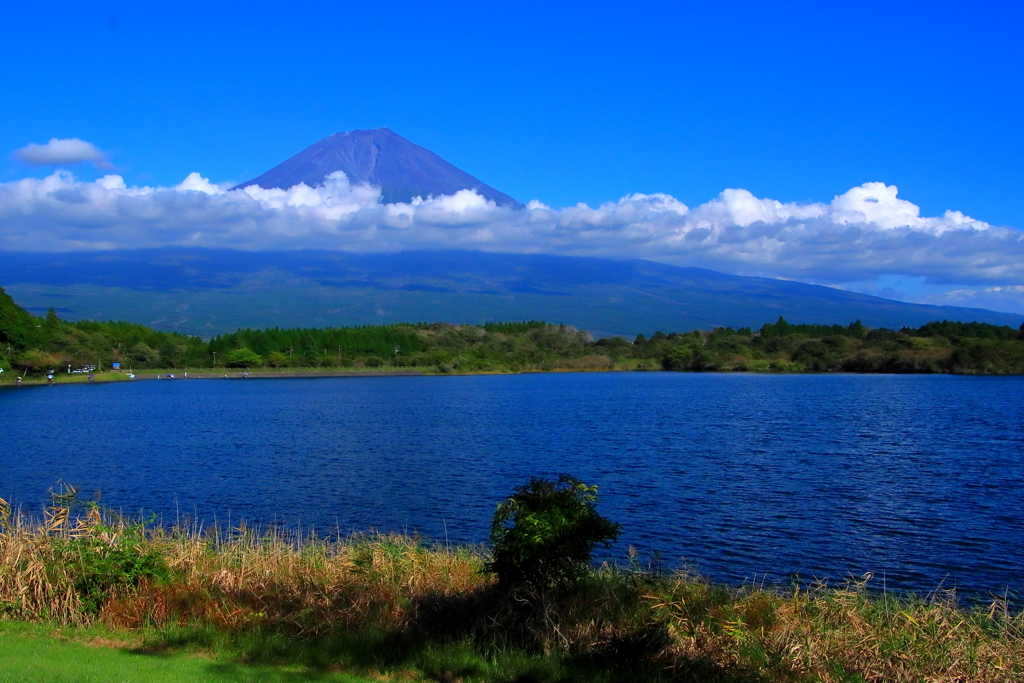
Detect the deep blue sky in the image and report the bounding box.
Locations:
[2,1,1022,228]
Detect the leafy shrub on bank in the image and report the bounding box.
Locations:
[64,527,168,615]
[49,489,169,616]
[486,475,620,595]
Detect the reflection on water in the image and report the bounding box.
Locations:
[2,372,1022,600]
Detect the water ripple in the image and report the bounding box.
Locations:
[1,372,1021,601]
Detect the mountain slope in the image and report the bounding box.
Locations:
[233,128,522,207]
[1,250,1020,337]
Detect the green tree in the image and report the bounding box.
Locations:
[663,345,719,371]
[129,343,159,365]
[265,351,290,367]
[156,340,180,367]
[225,347,264,368]
[792,340,838,371]
[487,475,620,594]
[44,308,61,335]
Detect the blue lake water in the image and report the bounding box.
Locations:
[2,372,1022,601]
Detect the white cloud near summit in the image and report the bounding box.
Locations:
[11,138,111,167]
[1,170,1023,309]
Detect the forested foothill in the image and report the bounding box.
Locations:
[2,287,1023,377]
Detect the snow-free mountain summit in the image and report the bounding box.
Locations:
[234,128,522,207]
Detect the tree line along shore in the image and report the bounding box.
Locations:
[3,286,1023,379]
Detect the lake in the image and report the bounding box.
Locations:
[2,372,1021,601]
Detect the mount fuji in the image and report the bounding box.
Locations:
[233,127,522,207]
[2,131,1021,336]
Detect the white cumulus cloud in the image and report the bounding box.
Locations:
[10,138,111,167]
[0,172,1022,296]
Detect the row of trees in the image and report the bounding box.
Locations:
[2,287,1023,375]
[206,322,597,372]
[639,318,1024,374]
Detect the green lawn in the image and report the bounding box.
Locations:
[0,622,381,683]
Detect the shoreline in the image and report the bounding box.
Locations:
[0,364,654,386]
[132,369,427,380]
[0,368,433,385]
[3,364,1023,387]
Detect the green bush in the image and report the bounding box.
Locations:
[60,519,169,616]
[487,475,620,594]
[71,540,168,615]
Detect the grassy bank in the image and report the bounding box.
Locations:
[0,372,134,386]
[0,502,1020,683]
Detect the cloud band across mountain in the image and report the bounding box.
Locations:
[1,171,1022,290]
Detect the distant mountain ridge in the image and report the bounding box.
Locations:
[233,128,522,207]
[2,249,1020,338]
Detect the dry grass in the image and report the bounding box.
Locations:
[1,498,1020,682]
[0,494,487,634]
[106,529,488,635]
[650,574,1023,683]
